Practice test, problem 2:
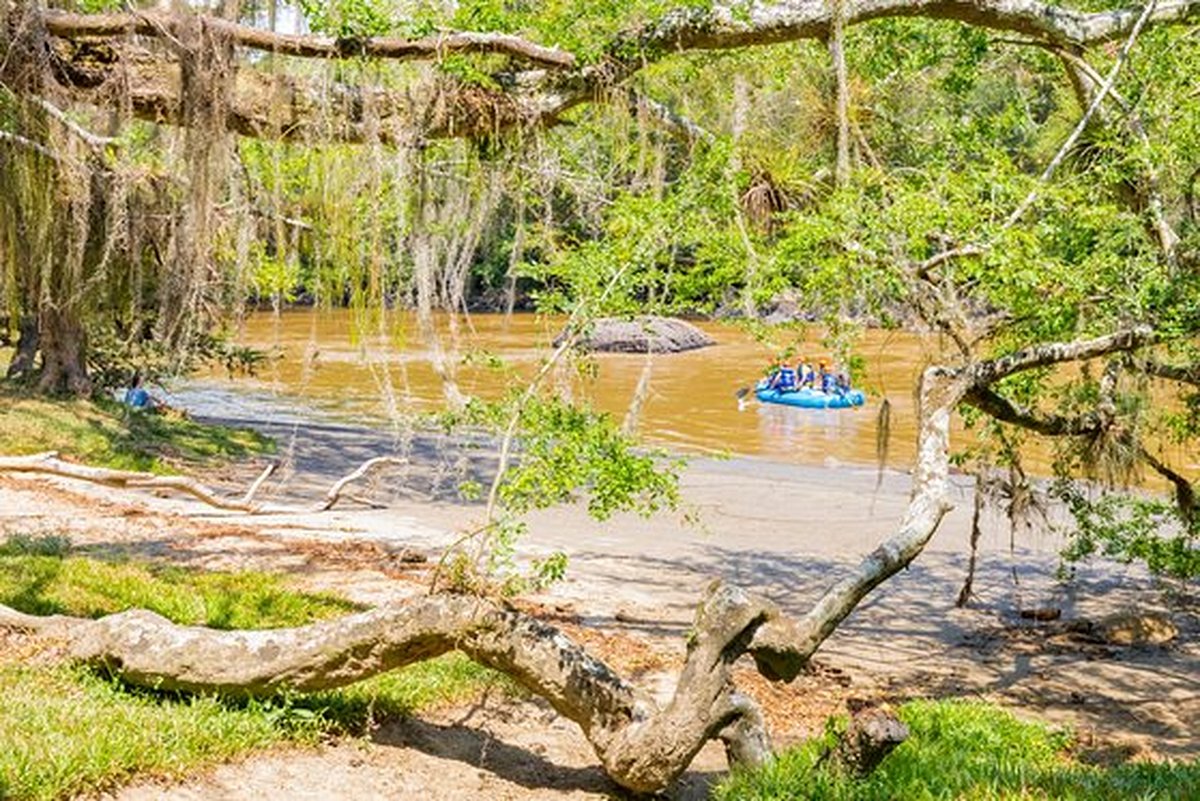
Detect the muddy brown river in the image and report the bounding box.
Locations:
[201,310,949,471]
[178,309,1188,480]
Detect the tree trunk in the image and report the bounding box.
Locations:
[2,582,786,794]
[35,306,91,396]
[4,316,39,379]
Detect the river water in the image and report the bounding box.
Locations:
[189,309,941,471]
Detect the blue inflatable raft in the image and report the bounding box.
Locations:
[756,385,866,409]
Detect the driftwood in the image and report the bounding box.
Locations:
[0,452,406,514]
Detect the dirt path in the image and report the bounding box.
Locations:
[2,410,1197,799]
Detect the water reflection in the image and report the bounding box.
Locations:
[755,404,874,467]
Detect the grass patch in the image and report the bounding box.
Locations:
[714,699,1200,800]
[0,663,322,801]
[0,541,361,629]
[0,537,509,800]
[0,385,272,472]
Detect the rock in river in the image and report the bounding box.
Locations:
[556,316,714,354]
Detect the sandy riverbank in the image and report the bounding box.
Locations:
[1,406,1196,799]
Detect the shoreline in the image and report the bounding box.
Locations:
[2,389,1197,774]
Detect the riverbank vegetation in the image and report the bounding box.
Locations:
[0,534,505,801]
[715,700,1200,801]
[2,0,1199,796]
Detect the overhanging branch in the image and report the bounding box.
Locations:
[28,1,1200,144]
[971,327,1157,385]
[41,10,576,69]
[963,387,1105,436]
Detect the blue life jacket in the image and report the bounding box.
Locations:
[125,387,151,409]
[774,367,798,391]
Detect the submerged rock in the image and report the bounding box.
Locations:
[558,316,714,354]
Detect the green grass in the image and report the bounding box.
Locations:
[0,536,508,800]
[714,699,1200,801]
[0,385,272,472]
[0,544,361,630]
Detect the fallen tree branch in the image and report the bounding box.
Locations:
[315,456,408,511]
[0,581,781,793]
[0,452,406,514]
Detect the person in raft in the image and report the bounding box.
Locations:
[768,359,799,392]
[818,360,837,393]
[796,358,815,388]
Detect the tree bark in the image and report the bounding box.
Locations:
[35,306,91,396]
[2,582,783,794]
[4,316,40,379]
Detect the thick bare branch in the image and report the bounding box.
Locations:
[970,326,1157,385]
[630,0,1200,56]
[0,581,783,794]
[751,367,962,676]
[41,11,576,69]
